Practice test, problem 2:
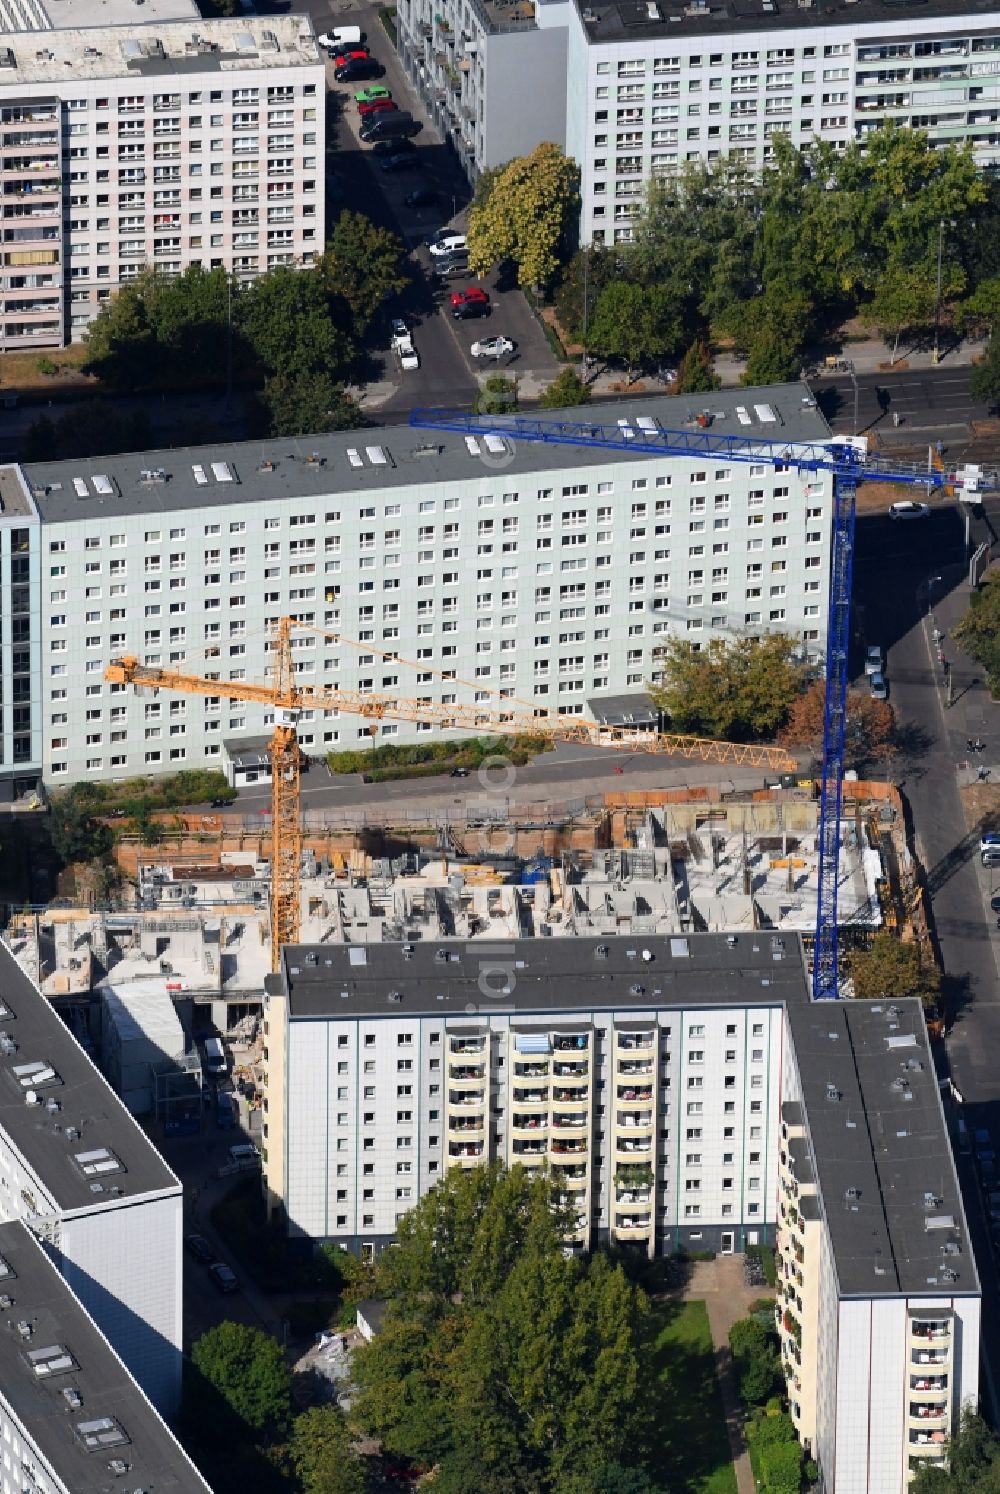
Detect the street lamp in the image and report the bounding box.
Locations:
[846,359,859,437]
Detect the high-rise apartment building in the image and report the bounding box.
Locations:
[397,0,1000,244]
[0,941,183,1414]
[260,931,980,1494]
[0,1218,210,1494]
[0,16,324,350]
[0,386,833,790]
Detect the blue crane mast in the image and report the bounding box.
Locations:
[409,407,988,1001]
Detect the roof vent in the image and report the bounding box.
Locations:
[388,991,403,1003]
[629,984,645,996]
[845,1186,860,1202]
[15,1319,31,1338]
[825,1083,841,1102]
[595,945,610,958]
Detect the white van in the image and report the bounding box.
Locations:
[318,24,363,49]
[229,1143,260,1165]
[203,1036,227,1078]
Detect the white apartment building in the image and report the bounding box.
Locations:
[778,997,980,1492]
[0,940,183,1414]
[261,932,798,1259]
[0,386,833,790]
[0,15,325,350]
[0,1218,211,1494]
[397,0,1000,244]
[261,933,980,1494]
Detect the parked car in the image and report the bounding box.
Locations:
[319,25,363,48]
[360,111,420,143]
[333,48,370,68]
[864,645,883,676]
[450,767,470,778]
[982,833,1000,856]
[868,670,888,700]
[355,85,390,102]
[889,500,931,520]
[983,848,1000,868]
[471,335,515,359]
[208,1262,239,1294]
[404,187,438,207]
[428,232,467,258]
[359,99,397,116]
[380,151,421,172]
[184,1233,214,1264]
[334,58,381,82]
[373,137,415,157]
[451,287,490,311]
[433,258,470,280]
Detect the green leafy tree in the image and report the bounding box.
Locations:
[82,273,161,386]
[728,1317,782,1407]
[954,572,1000,690]
[651,633,805,742]
[48,791,113,865]
[239,265,352,383]
[320,211,410,334]
[468,142,580,289]
[260,370,361,438]
[474,374,518,414]
[354,1166,651,1493]
[957,274,1000,337]
[860,262,939,364]
[539,367,592,408]
[850,932,942,1008]
[970,339,1000,407]
[190,1322,292,1438]
[587,282,683,383]
[290,1406,368,1494]
[555,246,617,345]
[735,292,813,386]
[674,338,720,394]
[757,1439,802,1494]
[910,1411,1000,1492]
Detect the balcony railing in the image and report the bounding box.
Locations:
[618,1060,652,1076]
[515,1062,549,1077]
[911,1323,951,1341]
[450,1038,485,1054]
[449,1064,485,1081]
[512,1113,547,1131]
[617,1086,652,1101]
[552,1114,587,1129]
[554,1035,590,1052]
[550,1139,587,1155]
[553,1059,588,1075]
[512,1140,546,1155]
[449,1141,484,1159]
[617,1034,653,1051]
[513,1087,548,1103]
[553,1087,588,1103]
[448,1091,484,1107]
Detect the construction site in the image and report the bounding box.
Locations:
[0,777,933,1125]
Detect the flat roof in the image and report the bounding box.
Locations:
[577,0,1000,45]
[0,1220,211,1493]
[0,464,36,521]
[0,16,320,80]
[787,998,978,1299]
[21,386,831,525]
[588,692,658,726]
[0,0,200,34]
[273,930,811,1019]
[0,941,179,1213]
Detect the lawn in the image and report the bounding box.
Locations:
[647,1299,738,1494]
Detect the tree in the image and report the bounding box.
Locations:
[587,282,683,383]
[354,1166,651,1493]
[538,367,591,408]
[850,932,942,1007]
[474,374,518,415]
[48,791,113,866]
[239,265,352,384]
[734,292,813,386]
[909,1412,1000,1493]
[728,1317,782,1408]
[190,1322,292,1438]
[555,246,617,345]
[650,633,805,742]
[320,211,410,334]
[82,273,160,386]
[290,1406,368,1494]
[757,1440,802,1494]
[468,142,580,289]
[860,262,939,364]
[954,572,1000,691]
[970,338,1000,407]
[260,370,361,438]
[674,338,720,394]
[780,681,896,767]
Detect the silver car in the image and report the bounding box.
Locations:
[869,671,888,700]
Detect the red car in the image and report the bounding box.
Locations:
[334,48,369,67]
[450,287,490,308]
[358,98,398,115]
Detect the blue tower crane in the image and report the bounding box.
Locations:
[409,407,991,1000]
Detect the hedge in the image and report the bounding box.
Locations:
[327,734,550,776]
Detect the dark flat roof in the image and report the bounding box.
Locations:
[578,0,1000,45]
[0,1221,211,1493]
[276,931,810,1019]
[20,387,830,525]
[588,692,658,726]
[0,942,179,1212]
[787,998,978,1299]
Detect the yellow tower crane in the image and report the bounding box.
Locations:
[106,618,795,970]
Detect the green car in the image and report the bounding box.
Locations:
[355,85,391,103]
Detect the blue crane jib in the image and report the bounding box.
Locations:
[409,406,992,1002]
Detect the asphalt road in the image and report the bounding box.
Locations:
[810,367,990,438]
[853,503,1000,1411]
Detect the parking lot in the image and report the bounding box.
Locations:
[314,0,559,412]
